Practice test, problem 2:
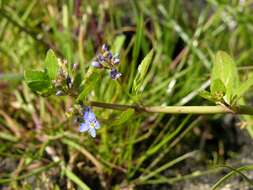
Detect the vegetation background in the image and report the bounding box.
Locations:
[0,0,253,189]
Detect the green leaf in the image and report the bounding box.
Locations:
[211,165,253,190]
[111,109,135,126]
[24,70,51,92]
[132,14,144,62]
[211,79,226,95]
[64,167,91,190]
[111,35,126,54]
[211,51,239,104]
[210,79,226,101]
[44,49,59,80]
[199,90,215,102]
[235,73,253,100]
[133,49,154,93]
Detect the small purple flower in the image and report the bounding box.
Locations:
[92,44,122,80]
[102,44,109,52]
[109,68,122,80]
[92,61,103,68]
[112,58,120,65]
[79,107,100,137]
[107,52,113,59]
[112,54,120,65]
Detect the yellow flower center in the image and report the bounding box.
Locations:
[90,122,95,128]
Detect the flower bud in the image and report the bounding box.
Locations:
[102,44,109,52]
[113,58,120,65]
[107,52,113,59]
[92,61,103,68]
[109,68,122,80]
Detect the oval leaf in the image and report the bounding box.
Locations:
[210,79,226,101]
[199,90,215,103]
[45,49,59,80]
[211,51,239,104]
[24,70,51,92]
[235,73,253,100]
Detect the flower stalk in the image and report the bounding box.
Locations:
[89,101,253,115]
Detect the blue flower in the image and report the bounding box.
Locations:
[109,68,122,80]
[79,107,100,137]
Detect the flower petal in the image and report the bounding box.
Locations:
[84,106,91,113]
[113,58,120,65]
[89,128,96,138]
[94,120,100,129]
[87,112,96,121]
[79,123,90,132]
[83,107,96,121]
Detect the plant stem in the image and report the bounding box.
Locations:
[90,101,253,115]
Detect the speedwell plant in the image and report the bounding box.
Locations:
[24,46,253,138]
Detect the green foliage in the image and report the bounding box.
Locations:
[72,72,83,92]
[24,70,51,93]
[111,109,135,126]
[211,165,253,190]
[24,49,60,95]
[235,73,253,101]
[200,51,242,105]
[211,51,239,104]
[201,51,253,110]
[199,90,215,103]
[210,79,226,101]
[132,49,154,94]
[64,167,91,190]
[2,1,253,189]
[111,35,126,54]
[44,49,59,80]
[76,71,100,102]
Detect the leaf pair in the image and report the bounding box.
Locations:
[200,78,226,104]
[200,51,253,106]
[211,51,239,104]
[24,50,59,95]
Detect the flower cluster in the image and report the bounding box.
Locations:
[52,59,76,96]
[92,44,122,80]
[79,107,100,137]
[51,46,121,137]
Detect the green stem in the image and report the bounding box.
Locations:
[90,101,253,115]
